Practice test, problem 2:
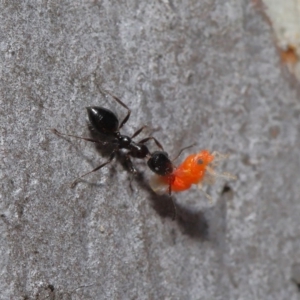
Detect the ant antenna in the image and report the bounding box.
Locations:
[172,143,196,162]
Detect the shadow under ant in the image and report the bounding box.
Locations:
[52,89,210,239]
[64,128,209,240]
[131,165,209,240]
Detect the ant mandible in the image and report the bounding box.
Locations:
[52,90,188,197]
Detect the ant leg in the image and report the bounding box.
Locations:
[138,136,164,151]
[104,90,131,130]
[172,143,196,162]
[51,129,109,146]
[71,150,116,188]
[170,197,177,220]
[123,153,137,174]
[168,177,177,220]
[131,126,147,139]
[123,153,137,192]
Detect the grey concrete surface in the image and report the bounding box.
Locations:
[1,1,300,299]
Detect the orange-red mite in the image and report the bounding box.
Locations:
[170,150,214,192]
[151,150,215,193]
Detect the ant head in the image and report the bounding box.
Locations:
[147,151,174,176]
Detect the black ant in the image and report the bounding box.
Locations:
[52,91,176,187]
[52,90,193,218]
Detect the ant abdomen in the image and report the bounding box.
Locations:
[86,106,119,134]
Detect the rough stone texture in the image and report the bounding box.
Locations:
[262,0,300,81]
[1,1,300,299]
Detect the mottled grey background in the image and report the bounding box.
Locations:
[1,1,300,299]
